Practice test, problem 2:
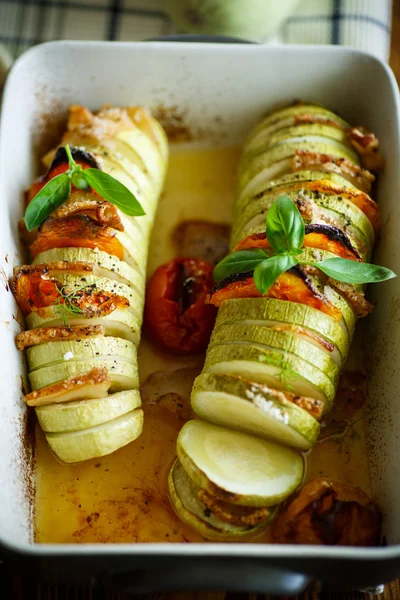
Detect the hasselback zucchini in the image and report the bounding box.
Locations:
[11,105,168,463]
[169,102,381,539]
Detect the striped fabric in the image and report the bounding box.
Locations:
[0,0,392,62]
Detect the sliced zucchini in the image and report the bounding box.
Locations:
[204,344,336,406]
[96,138,157,200]
[26,307,142,345]
[88,144,155,213]
[168,459,273,540]
[36,389,141,433]
[245,104,350,146]
[117,127,165,192]
[246,116,350,157]
[177,420,304,507]
[235,169,356,217]
[191,373,320,450]
[29,356,139,392]
[32,247,144,290]
[115,230,150,274]
[208,323,339,384]
[46,408,143,463]
[243,124,352,164]
[215,298,349,364]
[27,336,136,371]
[238,141,359,196]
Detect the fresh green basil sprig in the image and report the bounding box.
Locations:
[24,144,145,231]
[214,194,396,294]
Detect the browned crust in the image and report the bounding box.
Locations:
[302,264,374,318]
[198,489,270,527]
[25,367,110,406]
[15,325,105,350]
[348,126,384,172]
[294,114,347,130]
[52,192,124,231]
[12,261,93,278]
[63,105,141,145]
[292,150,375,194]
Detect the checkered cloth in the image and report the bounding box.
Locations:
[0,0,392,65]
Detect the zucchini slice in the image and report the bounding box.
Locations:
[243,124,353,164]
[238,141,360,197]
[27,336,136,372]
[32,247,144,290]
[46,409,143,463]
[235,169,356,217]
[215,298,349,364]
[177,420,304,507]
[168,459,273,540]
[191,373,320,450]
[29,356,139,392]
[36,389,141,433]
[208,323,339,384]
[245,104,350,146]
[26,308,142,345]
[204,344,336,407]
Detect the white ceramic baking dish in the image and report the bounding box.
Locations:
[0,40,400,594]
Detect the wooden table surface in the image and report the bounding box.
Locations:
[2,4,400,600]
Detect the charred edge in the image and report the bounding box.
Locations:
[304,224,361,259]
[211,266,307,295]
[42,146,99,180]
[293,264,331,303]
[211,271,254,294]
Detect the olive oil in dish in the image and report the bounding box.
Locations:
[35,144,371,543]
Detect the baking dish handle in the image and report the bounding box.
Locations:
[110,560,311,594]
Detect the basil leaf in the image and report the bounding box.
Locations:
[213,249,268,282]
[314,258,397,284]
[83,169,145,216]
[24,173,71,232]
[253,254,297,295]
[266,194,305,253]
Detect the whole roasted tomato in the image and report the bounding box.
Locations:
[144,258,217,354]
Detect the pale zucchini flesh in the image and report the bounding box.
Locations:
[29,356,139,392]
[26,308,142,346]
[192,373,320,451]
[204,344,335,407]
[32,247,145,290]
[208,323,339,384]
[238,140,360,195]
[46,409,144,463]
[177,420,304,507]
[27,336,136,372]
[36,389,141,433]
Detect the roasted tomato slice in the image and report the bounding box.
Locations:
[29,215,124,260]
[27,147,98,204]
[144,258,217,353]
[234,224,361,262]
[272,477,381,546]
[207,267,342,322]
[10,265,128,317]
